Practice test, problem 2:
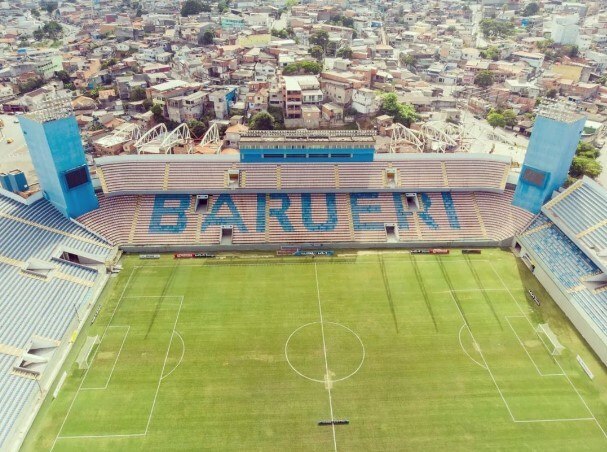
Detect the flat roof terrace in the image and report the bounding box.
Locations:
[240,135,376,144]
[241,129,375,139]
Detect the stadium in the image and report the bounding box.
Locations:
[1,96,606,451]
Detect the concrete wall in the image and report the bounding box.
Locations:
[515,240,607,366]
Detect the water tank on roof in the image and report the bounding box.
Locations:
[0,170,28,193]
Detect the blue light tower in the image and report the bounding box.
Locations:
[19,94,98,218]
[512,103,586,214]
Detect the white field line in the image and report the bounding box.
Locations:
[284,322,365,384]
[145,296,184,434]
[504,317,564,377]
[51,266,138,451]
[133,259,493,270]
[488,262,607,437]
[81,325,131,390]
[446,291,516,422]
[434,288,509,294]
[314,263,338,452]
[458,324,487,370]
[513,417,595,423]
[161,330,185,381]
[55,290,185,442]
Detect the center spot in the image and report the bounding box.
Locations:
[285,322,365,383]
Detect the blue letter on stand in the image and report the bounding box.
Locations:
[256,194,266,233]
[418,194,439,230]
[269,193,294,232]
[301,193,338,232]
[149,195,189,233]
[201,194,248,232]
[392,193,411,230]
[350,193,384,231]
[441,192,460,229]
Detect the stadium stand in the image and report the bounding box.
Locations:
[515,177,607,366]
[94,154,512,195]
[543,177,607,259]
[78,189,532,247]
[0,194,117,451]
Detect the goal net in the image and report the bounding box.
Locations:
[77,335,100,369]
[536,323,565,356]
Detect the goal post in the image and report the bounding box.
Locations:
[77,335,100,369]
[536,323,565,356]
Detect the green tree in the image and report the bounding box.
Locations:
[249,111,275,130]
[35,21,63,40]
[18,77,44,94]
[267,106,284,127]
[130,87,147,101]
[502,109,517,127]
[283,61,322,75]
[379,93,419,127]
[199,30,215,45]
[101,58,118,69]
[522,2,539,17]
[576,142,600,159]
[446,25,457,33]
[31,8,40,18]
[89,121,105,132]
[151,103,163,119]
[309,45,324,61]
[271,28,288,39]
[474,70,494,87]
[326,41,338,57]
[546,88,558,99]
[43,1,58,14]
[480,19,515,39]
[569,156,602,179]
[218,0,230,13]
[486,111,506,128]
[284,0,299,8]
[563,45,579,58]
[309,30,329,52]
[336,47,353,59]
[328,14,355,29]
[180,0,209,17]
[55,70,71,84]
[399,53,416,68]
[480,46,500,61]
[187,119,207,138]
[537,38,554,51]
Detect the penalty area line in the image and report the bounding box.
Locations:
[52,289,185,445]
[51,266,138,452]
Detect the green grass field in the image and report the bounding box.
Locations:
[23,249,607,451]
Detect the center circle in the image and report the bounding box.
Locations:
[284,322,365,383]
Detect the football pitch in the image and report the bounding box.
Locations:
[23,249,607,451]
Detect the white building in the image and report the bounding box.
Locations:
[351,87,378,115]
[552,15,579,45]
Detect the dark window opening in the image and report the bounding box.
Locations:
[64,166,89,189]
